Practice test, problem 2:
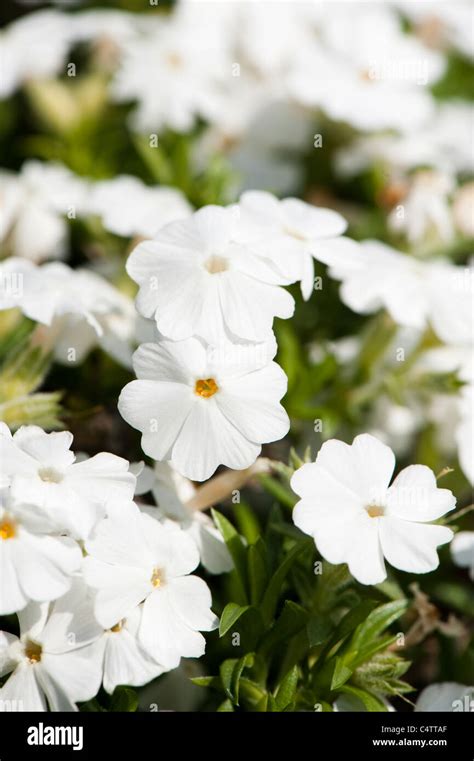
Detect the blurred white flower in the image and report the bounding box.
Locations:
[89,175,192,238]
[0,491,81,615]
[288,5,443,132]
[111,12,229,132]
[0,162,89,262]
[415,683,474,712]
[137,462,232,575]
[0,592,102,711]
[451,531,474,581]
[118,335,289,482]
[0,259,138,368]
[239,190,347,300]
[291,433,455,585]
[0,11,72,99]
[126,205,295,343]
[453,183,474,238]
[0,424,136,540]
[83,499,218,668]
[318,238,430,328]
[388,170,455,244]
[397,1,474,60]
[336,102,474,178]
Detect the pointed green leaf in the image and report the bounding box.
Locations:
[219,603,252,637]
[275,666,299,709]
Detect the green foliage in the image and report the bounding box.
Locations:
[195,509,413,712]
[0,317,63,429]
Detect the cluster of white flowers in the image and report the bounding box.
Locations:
[119,192,347,480]
[0,423,222,710]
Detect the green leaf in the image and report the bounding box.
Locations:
[212,509,248,600]
[217,699,235,712]
[191,676,222,690]
[307,617,333,648]
[109,687,138,712]
[219,654,254,705]
[275,666,299,709]
[247,539,268,606]
[351,600,408,652]
[331,657,353,690]
[259,474,297,509]
[260,600,308,656]
[234,501,261,544]
[219,603,251,637]
[338,685,388,712]
[260,539,312,624]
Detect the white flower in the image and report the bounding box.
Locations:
[111,12,229,132]
[0,259,137,368]
[414,683,474,712]
[83,499,218,668]
[291,433,455,585]
[0,492,81,616]
[118,335,289,481]
[336,102,474,178]
[453,183,474,238]
[451,532,474,581]
[126,205,295,343]
[137,462,232,575]
[289,5,444,133]
[239,191,347,300]
[0,592,102,711]
[0,162,89,262]
[0,11,72,99]
[397,1,474,61]
[46,576,166,695]
[388,170,454,244]
[287,28,439,133]
[89,175,192,239]
[0,424,136,540]
[318,239,430,329]
[97,606,166,695]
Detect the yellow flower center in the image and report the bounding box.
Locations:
[204,255,229,274]
[24,640,42,664]
[366,505,384,518]
[0,517,16,540]
[110,621,124,633]
[151,567,165,588]
[166,52,184,69]
[195,378,219,398]
[38,467,63,483]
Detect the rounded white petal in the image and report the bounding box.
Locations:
[379,517,453,574]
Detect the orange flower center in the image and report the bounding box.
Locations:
[195,378,219,398]
[151,567,165,588]
[25,640,42,664]
[0,517,16,540]
[366,505,384,518]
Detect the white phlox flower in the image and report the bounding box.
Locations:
[291,433,455,585]
[238,190,347,300]
[83,498,218,669]
[0,588,103,711]
[451,532,474,581]
[0,162,89,262]
[0,423,136,540]
[0,491,81,616]
[126,205,295,343]
[118,334,289,481]
[89,175,192,239]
